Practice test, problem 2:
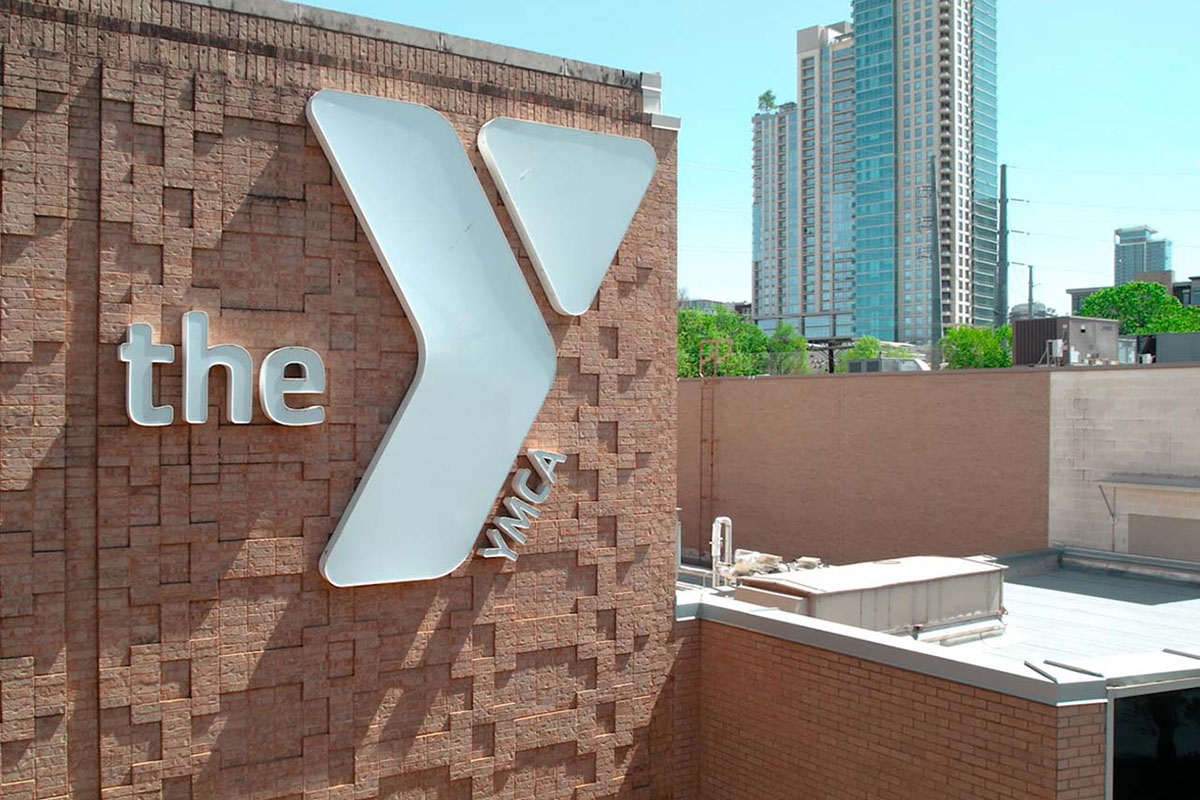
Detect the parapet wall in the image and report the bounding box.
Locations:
[672,603,1106,800]
[678,370,1051,563]
[680,365,1200,566]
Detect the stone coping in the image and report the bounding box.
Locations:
[677,588,1108,707]
[179,0,646,88]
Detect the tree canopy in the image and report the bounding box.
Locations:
[764,323,809,375]
[833,336,918,373]
[677,308,807,377]
[1078,281,1200,335]
[940,325,1012,369]
[757,89,777,113]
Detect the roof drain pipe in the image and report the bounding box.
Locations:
[711,516,733,589]
[675,508,714,586]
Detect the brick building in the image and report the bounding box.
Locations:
[0,1,681,797]
[0,1,1162,799]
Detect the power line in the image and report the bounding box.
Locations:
[1020,230,1200,250]
[681,204,750,214]
[679,160,751,174]
[1011,197,1200,214]
[680,245,752,254]
[1008,164,1200,179]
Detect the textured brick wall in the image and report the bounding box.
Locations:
[668,619,699,800]
[681,620,1105,800]
[0,2,678,797]
[678,371,1051,564]
[1055,703,1106,799]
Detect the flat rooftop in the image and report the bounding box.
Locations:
[946,552,1200,687]
[957,567,1200,664]
[678,548,1200,703]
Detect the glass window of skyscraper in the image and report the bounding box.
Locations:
[752,0,999,345]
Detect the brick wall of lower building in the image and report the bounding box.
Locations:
[669,619,700,800]
[0,2,678,797]
[681,620,1106,800]
[1055,703,1107,800]
[678,370,1051,565]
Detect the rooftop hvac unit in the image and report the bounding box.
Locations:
[847,357,930,373]
[734,555,1006,637]
[848,358,882,373]
[1011,316,1119,367]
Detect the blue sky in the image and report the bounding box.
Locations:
[306,0,1200,312]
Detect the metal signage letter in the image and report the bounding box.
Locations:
[307,89,656,587]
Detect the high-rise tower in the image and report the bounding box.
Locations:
[853,0,998,343]
[794,23,856,339]
[1114,225,1173,285]
[753,1,998,344]
[751,102,799,333]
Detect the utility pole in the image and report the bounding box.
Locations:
[1027,264,1034,317]
[929,154,944,352]
[995,164,1009,327]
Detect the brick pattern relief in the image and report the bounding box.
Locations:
[0,3,678,798]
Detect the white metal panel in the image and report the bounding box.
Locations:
[478,118,657,316]
[308,91,557,586]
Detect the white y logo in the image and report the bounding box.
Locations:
[307,90,656,587]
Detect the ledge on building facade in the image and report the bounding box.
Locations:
[180,0,652,91]
[678,588,1109,707]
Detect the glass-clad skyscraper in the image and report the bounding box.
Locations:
[751,103,799,333]
[1114,225,1173,285]
[851,1,898,340]
[752,0,999,344]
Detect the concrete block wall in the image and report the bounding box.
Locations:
[0,2,679,797]
[1049,367,1200,554]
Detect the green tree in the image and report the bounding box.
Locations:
[764,323,809,375]
[757,89,777,113]
[1078,281,1200,334]
[677,307,770,377]
[834,336,879,373]
[940,325,1012,369]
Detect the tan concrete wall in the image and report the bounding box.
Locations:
[1049,366,1200,555]
[678,371,1051,564]
[681,619,1105,800]
[0,3,679,797]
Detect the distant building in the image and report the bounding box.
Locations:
[1008,301,1056,322]
[1177,278,1199,307]
[678,298,753,320]
[1011,316,1120,366]
[1067,286,1105,315]
[791,22,855,341]
[752,1,1000,346]
[850,0,999,344]
[751,101,799,334]
[1114,225,1172,285]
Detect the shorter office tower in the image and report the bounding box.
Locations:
[1114,225,1172,285]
